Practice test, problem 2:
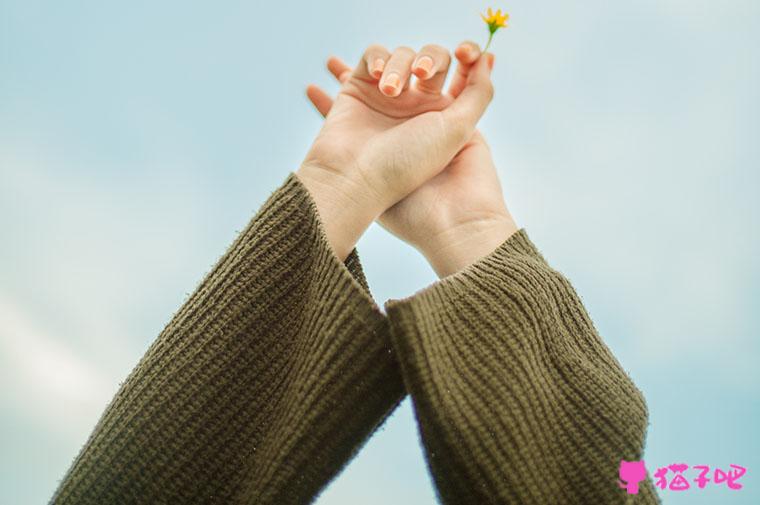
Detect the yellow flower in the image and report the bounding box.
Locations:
[481,7,509,33]
[481,7,509,53]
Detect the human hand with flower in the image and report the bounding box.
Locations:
[303,41,517,277]
[296,42,497,262]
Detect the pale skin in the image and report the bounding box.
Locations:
[296,41,518,278]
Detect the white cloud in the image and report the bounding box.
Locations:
[0,292,113,437]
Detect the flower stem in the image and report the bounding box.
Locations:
[483,32,494,54]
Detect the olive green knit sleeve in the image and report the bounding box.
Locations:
[384,229,660,504]
[51,173,406,505]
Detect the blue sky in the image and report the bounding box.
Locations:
[1,1,758,503]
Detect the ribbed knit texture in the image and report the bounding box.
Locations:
[52,173,658,504]
[51,173,406,504]
[385,230,659,504]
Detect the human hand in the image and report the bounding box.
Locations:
[306,42,517,277]
[297,43,495,260]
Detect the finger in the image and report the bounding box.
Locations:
[382,54,493,190]
[411,44,452,94]
[305,84,333,117]
[443,54,495,142]
[326,56,352,84]
[448,41,483,98]
[352,44,391,81]
[379,46,416,98]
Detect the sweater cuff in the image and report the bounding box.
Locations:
[282,172,381,313]
[344,247,373,297]
[384,228,541,314]
[383,228,652,502]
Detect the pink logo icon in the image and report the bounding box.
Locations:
[619,460,648,494]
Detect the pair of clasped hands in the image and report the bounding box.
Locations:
[296,41,518,278]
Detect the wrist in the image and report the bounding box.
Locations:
[419,214,519,278]
[295,163,382,261]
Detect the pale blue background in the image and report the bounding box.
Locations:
[1,1,758,504]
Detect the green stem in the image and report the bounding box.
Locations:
[483,31,494,54]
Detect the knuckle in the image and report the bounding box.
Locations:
[421,43,445,55]
[482,80,495,101]
[415,80,440,95]
[394,45,416,57]
[366,44,387,56]
[424,45,451,64]
[457,120,472,143]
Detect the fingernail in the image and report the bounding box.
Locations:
[371,58,385,78]
[413,56,434,78]
[487,53,495,70]
[381,72,400,95]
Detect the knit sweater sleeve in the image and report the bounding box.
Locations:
[51,173,406,505]
[384,229,660,504]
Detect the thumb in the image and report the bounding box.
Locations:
[443,53,494,141]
